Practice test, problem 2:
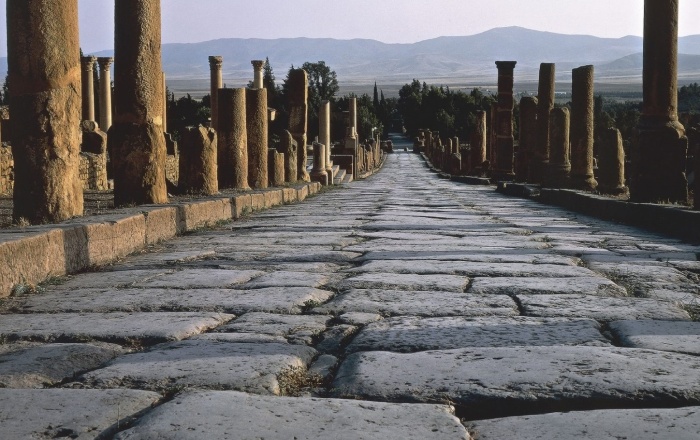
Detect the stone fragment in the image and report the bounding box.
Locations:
[0,389,161,440]
[610,319,700,355]
[83,340,316,395]
[469,276,626,296]
[597,128,628,194]
[113,391,470,440]
[178,125,218,195]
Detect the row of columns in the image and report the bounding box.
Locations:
[79,56,114,131]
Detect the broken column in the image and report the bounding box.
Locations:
[570,65,598,190]
[97,57,113,131]
[320,100,334,184]
[598,128,628,194]
[494,61,517,181]
[287,69,309,181]
[544,107,571,188]
[246,87,268,189]
[81,56,97,122]
[471,111,487,172]
[251,60,264,89]
[178,125,218,195]
[531,63,555,183]
[519,96,538,182]
[109,0,168,206]
[489,102,497,165]
[217,88,248,189]
[280,130,298,184]
[311,142,329,185]
[8,0,83,223]
[631,0,688,203]
[209,56,223,130]
[162,72,168,133]
[268,148,285,186]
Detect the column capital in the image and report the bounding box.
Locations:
[495,60,517,70]
[209,56,223,68]
[81,55,97,70]
[251,60,264,70]
[97,57,114,70]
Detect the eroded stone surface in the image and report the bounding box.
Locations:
[134,269,263,288]
[347,260,594,277]
[336,273,469,292]
[610,320,700,355]
[217,313,331,342]
[240,271,331,288]
[469,276,626,296]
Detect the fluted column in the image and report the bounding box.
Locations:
[251,60,264,89]
[97,57,113,131]
[81,56,96,122]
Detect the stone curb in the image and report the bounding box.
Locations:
[0,182,321,298]
[419,153,492,185]
[497,182,700,243]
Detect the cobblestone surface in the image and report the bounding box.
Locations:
[1,135,699,439]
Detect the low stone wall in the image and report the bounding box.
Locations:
[166,153,179,185]
[79,152,108,191]
[0,145,14,195]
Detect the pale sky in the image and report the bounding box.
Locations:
[1,0,700,57]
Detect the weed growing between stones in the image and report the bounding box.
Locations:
[277,365,321,396]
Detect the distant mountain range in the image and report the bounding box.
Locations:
[2,26,700,85]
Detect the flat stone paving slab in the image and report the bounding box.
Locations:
[83,340,317,395]
[5,287,333,314]
[217,312,331,341]
[336,273,469,292]
[313,289,518,317]
[519,294,692,321]
[114,390,470,440]
[0,312,234,344]
[469,276,627,296]
[347,316,610,353]
[239,271,331,288]
[357,250,578,265]
[0,388,161,440]
[347,260,595,277]
[610,320,700,355]
[332,346,700,417]
[42,269,175,291]
[133,268,263,288]
[0,342,127,388]
[468,407,700,439]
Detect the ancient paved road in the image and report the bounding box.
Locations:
[1,135,699,439]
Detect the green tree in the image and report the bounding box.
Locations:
[679,82,700,114]
[0,75,8,106]
[282,61,339,140]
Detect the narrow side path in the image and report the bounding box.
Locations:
[0,135,699,439]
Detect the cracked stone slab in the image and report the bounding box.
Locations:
[217,313,332,342]
[356,251,579,266]
[313,289,518,317]
[347,260,595,277]
[133,269,263,288]
[344,241,546,253]
[336,273,469,292]
[0,312,234,344]
[468,407,700,439]
[338,312,383,325]
[4,287,332,315]
[83,340,317,395]
[519,294,692,321]
[113,390,470,440]
[347,316,610,353]
[240,271,331,289]
[119,250,217,267]
[469,277,626,296]
[610,320,700,355]
[0,388,161,440]
[188,333,288,344]
[217,250,361,264]
[0,342,127,388]
[41,269,175,292]
[332,346,700,417]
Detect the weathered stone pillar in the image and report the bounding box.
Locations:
[287,69,309,181]
[320,100,333,183]
[494,61,517,181]
[268,149,285,186]
[471,111,487,171]
[8,0,83,223]
[531,63,555,183]
[178,125,218,195]
[246,87,268,189]
[631,0,688,203]
[519,96,538,182]
[570,65,597,190]
[209,56,223,130]
[217,88,248,189]
[311,142,329,185]
[109,0,168,206]
[280,130,298,184]
[97,57,113,131]
[349,97,358,138]
[489,102,497,165]
[162,71,168,133]
[81,56,97,122]
[598,128,628,195]
[544,107,571,188]
[251,60,264,89]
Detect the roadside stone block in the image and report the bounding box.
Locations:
[143,206,179,244]
[79,214,147,266]
[250,192,265,211]
[0,389,161,440]
[297,185,309,201]
[83,340,317,395]
[610,319,700,355]
[231,194,252,219]
[115,391,469,440]
[178,198,232,231]
[263,189,283,207]
[282,187,298,203]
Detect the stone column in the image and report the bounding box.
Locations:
[162,71,168,133]
[178,125,218,195]
[531,63,555,183]
[8,0,83,223]
[598,128,628,195]
[489,102,497,165]
[246,87,268,189]
[471,111,487,172]
[81,56,97,122]
[97,57,113,131]
[311,142,329,185]
[251,60,264,89]
[320,100,334,183]
[519,96,538,182]
[209,56,223,130]
[217,88,249,189]
[631,0,688,203]
[544,107,571,188]
[268,149,285,186]
[280,130,298,183]
[349,97,358,138]
[570,65,597,190]
[287,69,309,181]
[109,0,168,206]
[494,61,517,181]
